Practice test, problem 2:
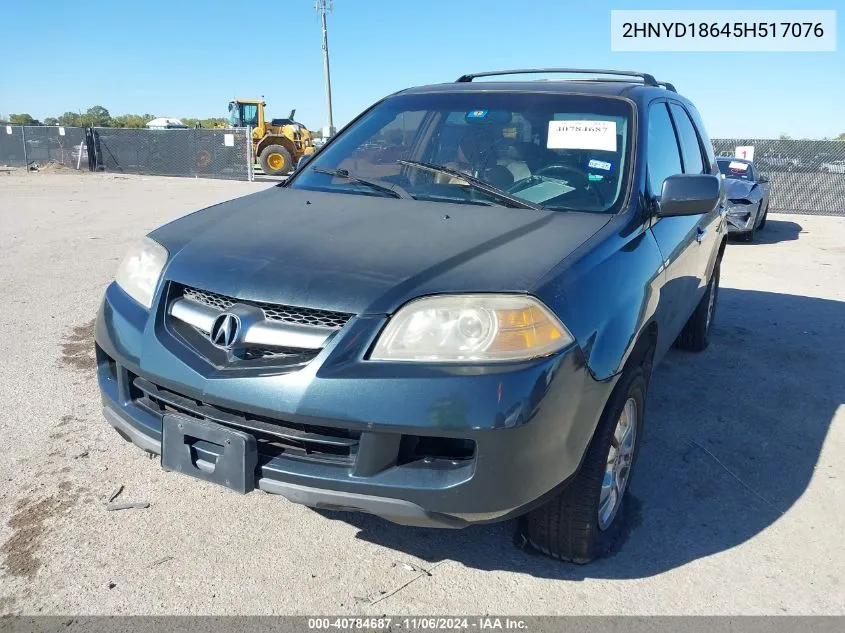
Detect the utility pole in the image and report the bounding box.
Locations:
[316,0,335,137]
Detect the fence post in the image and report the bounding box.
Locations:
[20,126,28,173]
[85,128,96,171]
[247,127,254,181]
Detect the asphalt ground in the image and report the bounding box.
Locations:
[1,172,843,614]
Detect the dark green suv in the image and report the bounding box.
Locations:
[96,68,726,563]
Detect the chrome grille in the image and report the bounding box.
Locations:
[182,286,353,329]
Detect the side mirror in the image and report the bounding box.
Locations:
[758,175,769,183]
[656,174,721,217]
[296,154,315,170]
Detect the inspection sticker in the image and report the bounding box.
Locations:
[587,158,613,171]
[548,120,617,151]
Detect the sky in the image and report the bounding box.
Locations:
[1,0,842,139]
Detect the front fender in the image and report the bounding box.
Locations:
[536,223,664,382]
[256,135,296,157]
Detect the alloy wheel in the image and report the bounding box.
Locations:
[598,397,637,530]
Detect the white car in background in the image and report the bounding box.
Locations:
[759,153,800,172]
[820,160,845,174]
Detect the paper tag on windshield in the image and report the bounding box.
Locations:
[728,161,749,171]
[223,133,234,147]
[548,120,617,151]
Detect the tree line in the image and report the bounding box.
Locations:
[2,106,227,129]
[4,106,845,140]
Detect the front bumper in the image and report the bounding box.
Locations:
[726,207,756,233]
[96,282,616,528]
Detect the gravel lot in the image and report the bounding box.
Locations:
[1,172,843,615]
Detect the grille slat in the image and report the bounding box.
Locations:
[182,286,352,330]
[132,376,359,464]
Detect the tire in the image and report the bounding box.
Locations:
[259,145,293,176]
[675,260,720,352]
[757,203,769,230]
[523,365,648,563]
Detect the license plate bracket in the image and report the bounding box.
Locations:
[161,414,257,494]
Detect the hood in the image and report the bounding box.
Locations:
[152,187,610,315]
[724,178,760,202]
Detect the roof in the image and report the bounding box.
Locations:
[398,68,679,100]
[146,117,187,129]
[400,79,673,100]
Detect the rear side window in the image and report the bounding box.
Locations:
[685,104,717,172]
[669,103,705,175]
[647,103,682,197]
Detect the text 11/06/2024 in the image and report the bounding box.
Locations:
[307,618,529,631]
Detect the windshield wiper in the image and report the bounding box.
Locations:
[397,160,544,210]
[312,167,412,199]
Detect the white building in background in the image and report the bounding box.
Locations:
[145,118,188,130]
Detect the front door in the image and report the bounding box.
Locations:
[646,101,705,355]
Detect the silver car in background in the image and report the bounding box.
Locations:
[717,157,771,242]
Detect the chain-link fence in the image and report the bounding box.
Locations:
[712,138,845,215]
[1,126,26,166]
[1,125,88,169]
[4,126,843,212]
[92,127,252,180]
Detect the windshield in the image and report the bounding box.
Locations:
[290,92,633,213]
[717,158,753,181]
[227,103,258,128]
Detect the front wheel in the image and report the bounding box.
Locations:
[523,365,647,563]
[259,145,293,176]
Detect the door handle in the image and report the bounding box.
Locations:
[696,227,707,244]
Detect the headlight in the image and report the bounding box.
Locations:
[726,199,752,215]
[370,294,574,362]
[114,237,168,309]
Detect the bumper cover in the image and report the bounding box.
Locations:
[726,208,757,233]
[104,403,465,527]
[96,282,616,527]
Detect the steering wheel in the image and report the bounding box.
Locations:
[530,164,605,207]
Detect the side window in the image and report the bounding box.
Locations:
[746,164,755,181]
[669,103,705,175]
[647,103,682,197]
[685,104,717,172]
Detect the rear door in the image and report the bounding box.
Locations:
[646,101,703,349]
[668,102,722,296]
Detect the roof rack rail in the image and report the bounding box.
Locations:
[546,77,676,92]
[455,68,660,86]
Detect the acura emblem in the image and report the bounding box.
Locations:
[209,313,240,348]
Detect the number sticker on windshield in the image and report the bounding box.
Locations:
[547,120,617,151]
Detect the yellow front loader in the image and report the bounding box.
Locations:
[227,99,315,176]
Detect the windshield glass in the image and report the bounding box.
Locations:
[290,92,633,213]
[717,158,753,180]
